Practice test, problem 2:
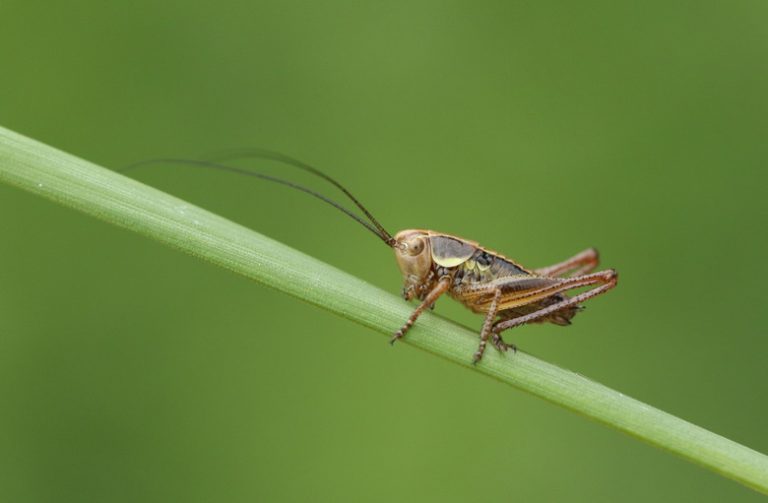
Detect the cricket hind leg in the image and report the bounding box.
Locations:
[490,294,580,354]
[534,248,599,278]
[491,268,618,352]
[498,292,582,327]
[489,297,576,354]
[491,332,517,354]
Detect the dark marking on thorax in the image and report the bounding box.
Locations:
[447,249,531,287]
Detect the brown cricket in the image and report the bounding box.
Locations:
[129,150,617,362]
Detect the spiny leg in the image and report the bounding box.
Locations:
[391,277,451,345]
[534,248,599,278]
[473,288,502,364]
[492,269,618,340]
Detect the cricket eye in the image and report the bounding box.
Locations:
[406,237,425,256]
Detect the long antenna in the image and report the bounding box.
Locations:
[200,148,394,245]
[121,158,396,247]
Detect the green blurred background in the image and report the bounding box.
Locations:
[1,1,767,501]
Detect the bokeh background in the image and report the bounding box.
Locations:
[1,1,767,501]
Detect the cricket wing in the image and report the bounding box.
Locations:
[429,235,476,268]
[426,230,533,275]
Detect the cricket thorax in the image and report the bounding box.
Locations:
[394,231,536,302]
[428,234,532,291]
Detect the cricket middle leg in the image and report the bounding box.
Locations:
[473,288,502,364]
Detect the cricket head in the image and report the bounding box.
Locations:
[393,230,433,300]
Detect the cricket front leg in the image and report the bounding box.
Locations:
[534,248,599,277]
[391,277,451,345]
[473,288,502,364]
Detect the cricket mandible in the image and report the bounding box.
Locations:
[129,150,618,363]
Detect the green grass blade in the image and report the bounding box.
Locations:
[1,125,767,494]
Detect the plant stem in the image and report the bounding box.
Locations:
[1,125,767,494]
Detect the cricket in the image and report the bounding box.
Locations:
[128,150,618,363]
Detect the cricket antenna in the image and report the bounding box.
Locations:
[121,155,397,247]
[203,148,395,245]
